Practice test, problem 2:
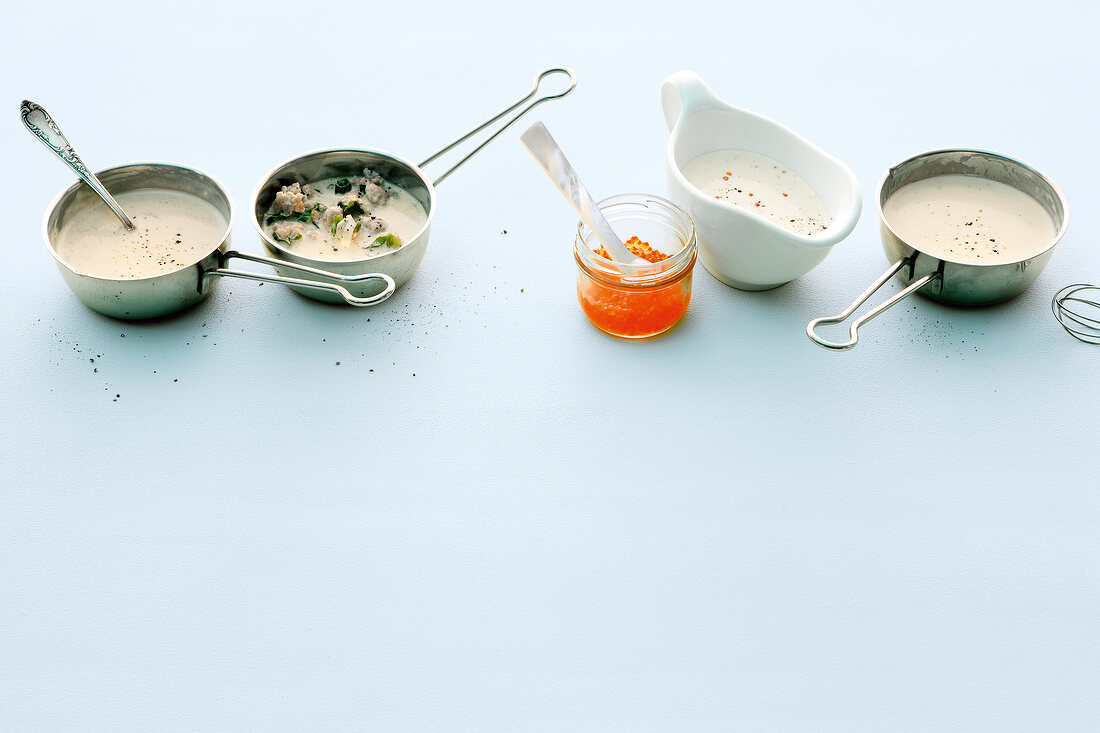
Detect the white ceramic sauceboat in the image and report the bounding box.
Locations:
[662,71,862,290]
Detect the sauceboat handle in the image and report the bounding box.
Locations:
[204,251,396,307]
[660,71,728,131]
[806,258,940,350]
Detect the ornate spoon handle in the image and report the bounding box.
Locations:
[21,100,134,230]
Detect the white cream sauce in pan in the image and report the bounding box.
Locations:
[262,171,427,262]
[882,174,1056,264]
[54,188,227,279]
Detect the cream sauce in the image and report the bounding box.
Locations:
[882,174,1056,264]
[682,149,831,236]
[263,174,426,261]
[54,188,226,279]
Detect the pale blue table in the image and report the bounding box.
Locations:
[3,1,1098,729]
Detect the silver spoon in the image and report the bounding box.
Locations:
[520,121,642,264]
[21,100,135,231]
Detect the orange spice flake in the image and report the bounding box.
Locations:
[594,235,671,263]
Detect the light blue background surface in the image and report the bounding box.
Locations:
[3,1,1098,730]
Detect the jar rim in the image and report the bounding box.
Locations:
[573,193,697,285]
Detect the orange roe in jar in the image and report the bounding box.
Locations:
[577,271,693,338]
[594,236,670,263]
[573,194,697,339]
[578,235,695,338]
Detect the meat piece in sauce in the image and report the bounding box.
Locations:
[363,182,388,205]
[360,215,386,238]
[361,169,390,205]
[273,220,304,243]
[273,182,307,215]
[320,206,343,229]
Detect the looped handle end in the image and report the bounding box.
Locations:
[806,259,938,351]
[208,251,397,307]
[337,272,396,307]
[420,67,578,187]
[806,316,860,350]
[531,67,579,103]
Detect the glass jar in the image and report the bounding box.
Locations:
[574,193,697,339]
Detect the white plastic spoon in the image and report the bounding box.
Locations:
[521,121,642,264]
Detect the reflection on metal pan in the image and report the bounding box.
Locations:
[807,149,1068,350]
[43,162,394,320]
[250,68,578,304]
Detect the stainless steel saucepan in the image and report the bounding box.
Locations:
[807,149,1069,350]
[43,162,394,320]
[251,67,577,303]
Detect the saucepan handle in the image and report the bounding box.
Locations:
[806,258,939,350]
[203,251,396,307]
[419,67,578,187]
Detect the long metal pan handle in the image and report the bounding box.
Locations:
[806,258,939,350]
[202,251,396,307]
[419,67,578,187]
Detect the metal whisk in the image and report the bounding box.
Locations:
[1053,284,1100,344]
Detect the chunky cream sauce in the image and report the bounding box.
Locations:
[682,149,831,236]
[54,188,226,279]
[882,174,1056,264]
[262,172,426,262]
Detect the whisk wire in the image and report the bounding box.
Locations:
[1053,284,1100,344]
